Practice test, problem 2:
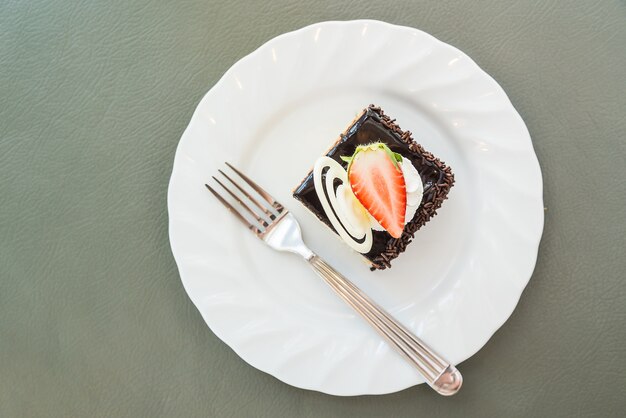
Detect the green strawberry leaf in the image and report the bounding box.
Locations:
[341,142,403,174]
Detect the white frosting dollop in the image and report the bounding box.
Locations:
[369,159,424,231]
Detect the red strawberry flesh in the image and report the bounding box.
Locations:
[347,145,407,238]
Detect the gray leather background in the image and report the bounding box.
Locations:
[1,0,625,416]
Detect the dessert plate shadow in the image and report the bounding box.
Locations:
[168,20,544,395]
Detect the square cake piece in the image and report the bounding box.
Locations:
[293,105,454,270]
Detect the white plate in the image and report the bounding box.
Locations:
[168,20,544,395]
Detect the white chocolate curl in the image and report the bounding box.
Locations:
[313,157,373,253]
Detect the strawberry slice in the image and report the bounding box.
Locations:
[343,143,407,238]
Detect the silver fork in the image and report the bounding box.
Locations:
[206,163,463,396]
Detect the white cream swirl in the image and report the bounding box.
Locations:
[313,157,373,253]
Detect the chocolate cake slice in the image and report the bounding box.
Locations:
[293,105,454,270]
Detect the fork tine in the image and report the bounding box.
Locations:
[225,162,284,212]
[218,169,275,220]
[212,176,269,227]
[205,184,263,234]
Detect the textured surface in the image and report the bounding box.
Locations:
[0,0,625,416]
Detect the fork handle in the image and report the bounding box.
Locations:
[308,255,462,396]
